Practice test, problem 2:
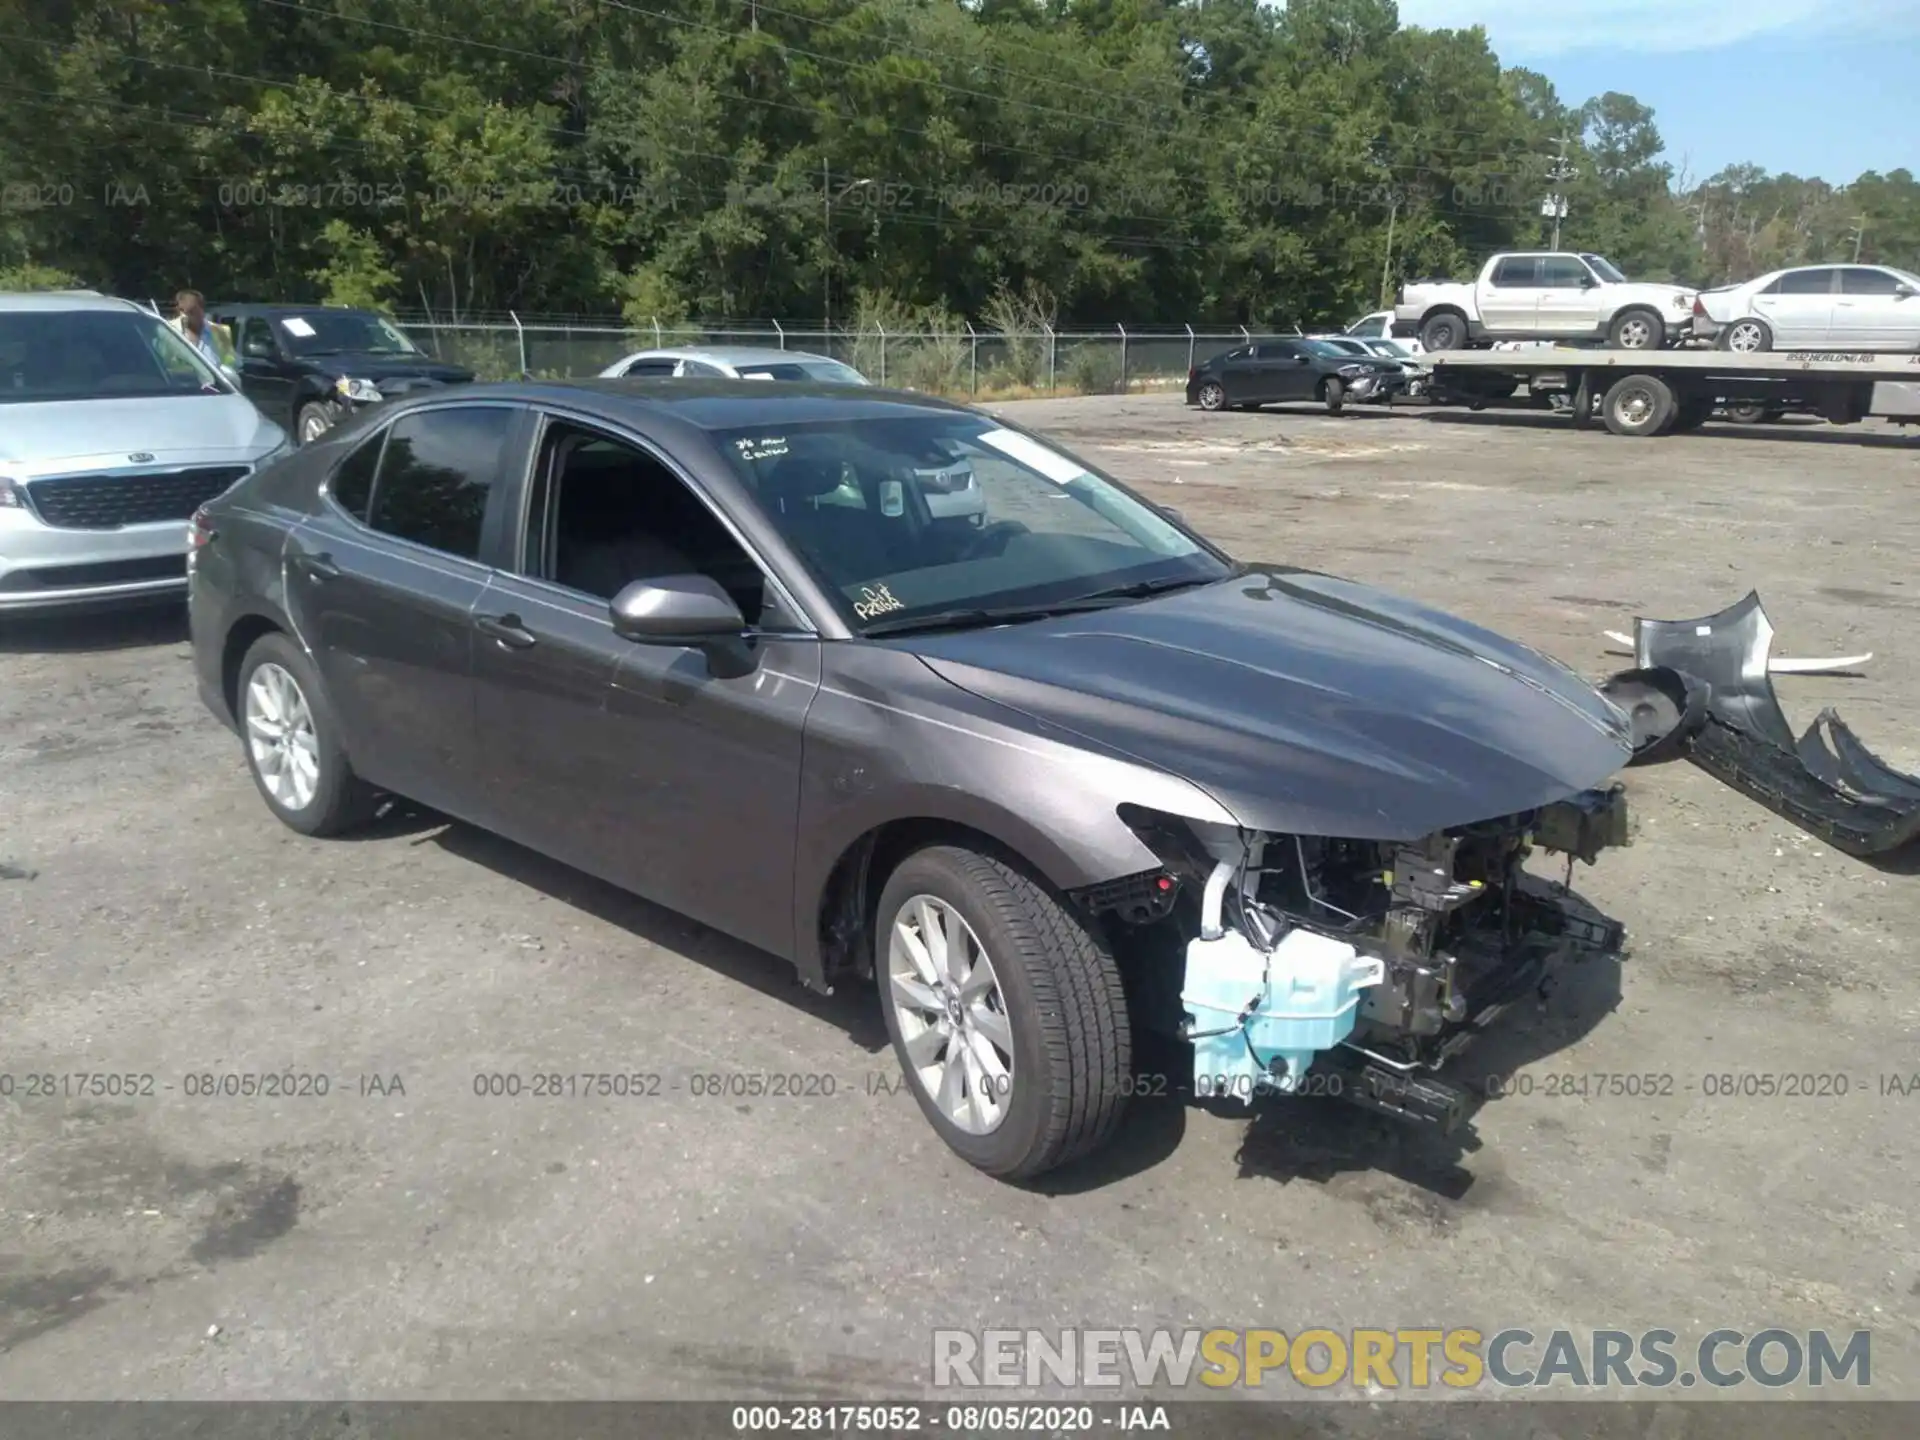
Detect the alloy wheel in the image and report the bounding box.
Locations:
[1616,316,1653,348]
[301,409,332,443]
[1727,321,1766,353]
[1197,380,1225,411]
[245,662,321,811]
[887,895,1015,1135]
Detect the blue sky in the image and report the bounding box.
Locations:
[1394,1,1920,183]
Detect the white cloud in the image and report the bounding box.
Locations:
[1392,0,1904,57]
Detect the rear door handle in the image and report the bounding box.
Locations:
[294,552,341,580]
[475,613,537,649]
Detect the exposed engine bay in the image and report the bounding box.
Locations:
[1093,792,1631,1132]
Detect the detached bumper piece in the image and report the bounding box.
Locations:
[1609,591,1920,857]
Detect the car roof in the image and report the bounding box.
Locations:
[211,303,387,316]
[419,377,969,429]
[0,291,144,313]
[618,345,846,366]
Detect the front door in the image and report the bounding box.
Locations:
[1481,255,1545,333]
[231,315,298,430]
[1833,267,1915,349]
[283,403,522,816]
[470,417,821,959]
[1534,255,1600,337]
[1258,341,1316,401]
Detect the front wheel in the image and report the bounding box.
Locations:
[1321,377,1345,414]
[1195,379,1227,411]
[1608,308,1665,350]
[876,846,1131,1180]
[296,401,338,445]
[237,632,377,836]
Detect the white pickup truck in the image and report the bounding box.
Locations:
[1394,252,1696,352]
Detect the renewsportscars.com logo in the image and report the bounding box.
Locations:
[932,1327,1872,1392]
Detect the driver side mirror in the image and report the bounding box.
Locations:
[1158,504,1186,524]
[242,336,276,360]
[610,574,757,676]
[1295,354,1310,364]
[1579,274,1597,288]
[1896,282,1917,299]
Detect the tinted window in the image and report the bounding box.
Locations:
[274,310,419,356]
[366,406,515,559]
[1254,341,1297,359]
[0,308,224,404]
[330,431,384,522]
[1491,257,1539,286]
[1777,269,1834,295]
[619,359,678,377]
[1539,256,1592,288]
[240,317,278,358]
[1839,267,1902,295]
[679,360,725,377]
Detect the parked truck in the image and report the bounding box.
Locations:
[1394,252,1696,353]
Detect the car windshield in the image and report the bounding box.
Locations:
[1318,338,1368,354]
[735,359,870,384]
[1581,254,1629,283]
[0,307,228,404]
[714,414,1231,633]
[273,310,420,356]
[1300,339,1354,358]
[1366,339,1416,359]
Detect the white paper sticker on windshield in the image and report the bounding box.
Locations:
[977,427,1091,485]
[279,317,317,337]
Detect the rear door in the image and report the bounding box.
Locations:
[283,402,525,816]
[1752,268,1836,346]
[1833,267,1915,348]
[230,314,298,430]
[1211,346,1263,404]
[1481,256,1544,333]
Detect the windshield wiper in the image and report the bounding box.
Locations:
[859,574,1226,637]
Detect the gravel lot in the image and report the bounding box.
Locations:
[3,394,1918,1412]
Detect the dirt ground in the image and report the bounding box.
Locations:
[3,394,1918,1413]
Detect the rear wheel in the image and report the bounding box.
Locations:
[1720,317,1773,354]
[876,846,1130,1180]
[1671,396,1713,431]
[1419,310,1467,352]
[1195,379,1227,411]
[1601,374,1677,437]
[237,632,377,836]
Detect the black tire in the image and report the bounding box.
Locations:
[1419,310,1467,352]
[1722,400,1772,424]
[1719,317,1772,354]
[295,401,337,446]
[1600,373,1676,437]
[235,632,378,837]
[1320,376,1345,414]
[1608,307,1665,350]
[1195,379,1227,411]
[875,845,1131,1180]
[1671,396,1713,431]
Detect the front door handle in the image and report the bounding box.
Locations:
[293,552,341,581]
[475,613,537,649]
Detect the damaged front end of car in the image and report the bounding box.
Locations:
[1095,791,1630,1132]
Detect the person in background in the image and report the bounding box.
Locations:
[169,289,235,369]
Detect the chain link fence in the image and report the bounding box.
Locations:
[391,318,1268,398]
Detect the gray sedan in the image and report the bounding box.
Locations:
[0,292,290,614]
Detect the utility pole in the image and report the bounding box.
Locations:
[823,157,831,337]
[1847,215,1867,262]
[1542,133,1575,250]
[1378,196,1397,309]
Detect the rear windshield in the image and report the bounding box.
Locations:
[0,309,228,404]
[735,360,870,385]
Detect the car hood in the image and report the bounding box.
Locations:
[0,394,286,476]
[301,352,474,383]
[896,567,1634,840]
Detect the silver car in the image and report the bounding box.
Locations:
[598,344,870,384]
[0,293,291,614]
[1693,264,1920,352]
[602,345,985,523]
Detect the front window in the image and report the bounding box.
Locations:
[0,308,228,404]
[274,310,420,357]
[733,359,870,384]
[1299,339,1355,359]
[1580,254,1629,283]
[714,415,1230,633]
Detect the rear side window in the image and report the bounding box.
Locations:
[1838,267,1901,295]
[1777,269,1834,295]
[366,405,516,560]
[1491,257,1539,286]
[329,431,384,522]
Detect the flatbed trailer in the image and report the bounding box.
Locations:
[1422,346,1920,437]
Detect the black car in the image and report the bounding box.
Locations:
[209,304,474,445]
[1186,336,1405,413]
[188,379,1638,1179]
